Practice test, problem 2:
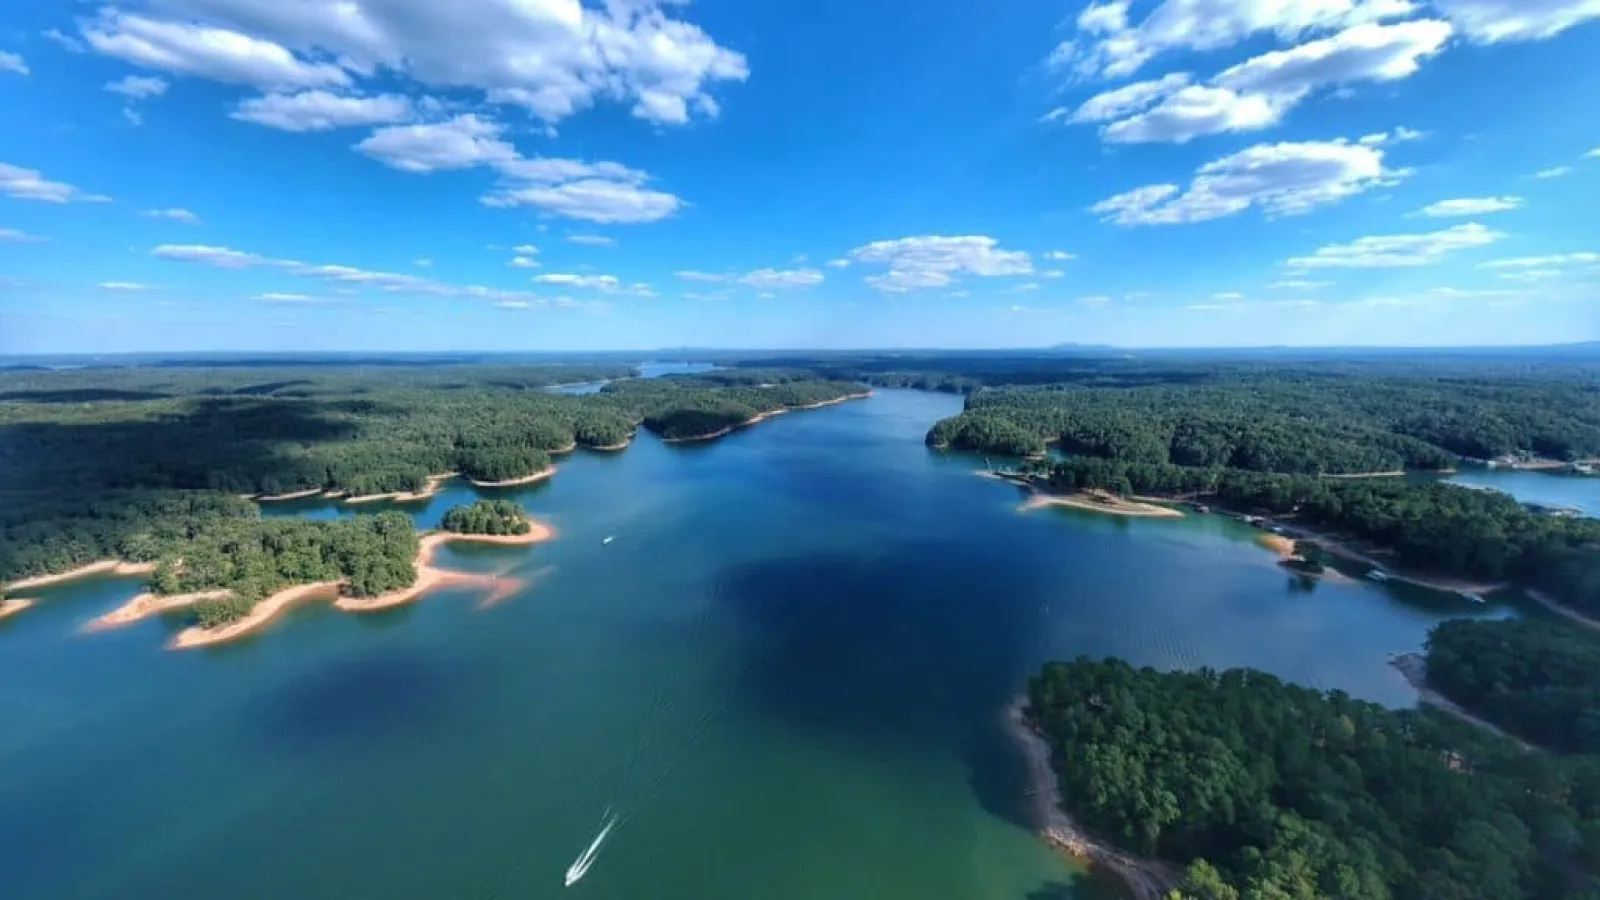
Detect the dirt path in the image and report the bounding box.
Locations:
[1004,698,1184,900]
[1390,654,1538,753]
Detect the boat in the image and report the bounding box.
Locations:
[602,536,615,545]
[1459,591,1486,604]
[565,814,618,887]
[1366,569,1390,583]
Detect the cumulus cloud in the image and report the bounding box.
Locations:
[1286,222,1504,268]
[0,162,112,203]
[78,0,746,126]
[1056,0,1421,79]
[83,10,351,89]
[106,75,168,98]
[1066,20,1451,144]
[1044,250,1077,261]
[153,244,268,267]
[484,177,682,224]
[738,268,825,289]
[850,236,1033,293]
[533,272,621,290]
[100,281,159,291]
[234,90,415,131]
[1415,196,1523,217]
[0,52,28,75]
[356,114,515,172]
[1092,139,1402,225]
[1432,0,1600,42]
[567,234,616,246]
[1534,166,1575,179]
[143,207,202,224]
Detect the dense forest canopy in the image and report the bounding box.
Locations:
[1029,658,1600,900]
[1427,618,1600,755]
[925,373,1600,472]
[604,376,866,441]
[440,500,533,536]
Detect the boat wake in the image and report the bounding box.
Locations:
[564,812,619,887]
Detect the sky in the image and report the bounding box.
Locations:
[1,0,1599,353]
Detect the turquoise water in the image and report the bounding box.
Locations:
[1447,468,1600,515]
[0,390,1502,899]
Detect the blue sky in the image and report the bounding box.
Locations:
[2,0,1598,353]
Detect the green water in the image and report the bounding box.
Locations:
[0,390,1508,899]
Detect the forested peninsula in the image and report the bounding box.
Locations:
[0,363,868,639]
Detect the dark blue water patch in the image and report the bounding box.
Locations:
[251,650,474,754]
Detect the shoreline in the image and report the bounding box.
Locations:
[6,559,158,594]
[344,472,458,505]
[0,598,37,622]
[1270,523,1509,596]
[468,466,557,489]
[1389,653,1536,752]
[255,487,326,502]
[662,391,872,444]
[85,521,555,648]
[583,438,633,452]
[1525,588,1600,634]
[1004,697,1182,900]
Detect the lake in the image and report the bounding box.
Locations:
[0,389,1506,900]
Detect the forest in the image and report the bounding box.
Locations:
[151,512,420,627]
[604,376,866,441]
[440,500,533,536]
[1028,657,1600,900]
[1427,618,1600,755]
[919,366,1600,470]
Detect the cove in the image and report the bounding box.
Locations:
[0,389,1502,900]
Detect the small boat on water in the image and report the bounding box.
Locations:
[565,813,618,887]
[602,536,615,545]
[1460,591,1486,604]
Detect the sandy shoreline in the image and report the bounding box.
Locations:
[662,391,873,444]
[6,559,158,594]
[1004,697,1182,900]
[1016,485,1184,519]
[467,466,557,489]
[1389,653,1536,752]
[85,521,555,649]
[0,598,37,622]
[584,439,633,452]
[344,472,458,505]
[255,487,326,502]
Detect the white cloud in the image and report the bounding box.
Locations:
[100,281,158,291]
[1415,196,1523,217]
[1077,295,1112,308]
[1432,0,1600,42]
[851,236,1033,293]
[357,114,514,172]
[78,0,746,126]
[0,52,28,76]
[1212,291,1246,300]
[739,268,824,289]
[1073,20,1451,145]
[0,162,112,203]
[1092,139,1401,225]
[143,207,202,225]
[1057,0,1423,79]
[509,256,540,269]
[413,258,432,267]
[484,177,682,224]
[1534,166,1575,179]
[1359,126,1425,145]
[123,107,145,126]
[234,91,414,131]
[254,292,320,303]
[512,244,539,255]
[534,272,622,291]
[1286,222,1504,268]
[0,228,46,243]
[1589,147,1600,159]
[106,75,168,98]
[1044,250,1076,261]
[82,10,351,89]
[157,241,553,306]
[1042,269,1066,279]
[567,234,616,246]
[1479,252,1599,268]
[154,244,270,267]
[43,30,84,53]
[1014,283,1042,293]
[826,258,851,268]
[1269,279,1333,289]
[677,271,730,282]
[496,300,532,310]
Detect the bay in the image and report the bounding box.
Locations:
[0,389,1500,899]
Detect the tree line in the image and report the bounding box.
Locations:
[1028,657,1600,900]
[440,500,533,536]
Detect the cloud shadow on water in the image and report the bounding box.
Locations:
[253,651,470,753]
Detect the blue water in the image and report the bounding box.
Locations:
[0,389,1502,900]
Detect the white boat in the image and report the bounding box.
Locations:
[1367,569,1390,583]
[602,536,615,545]
[1460,591,1486,604]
